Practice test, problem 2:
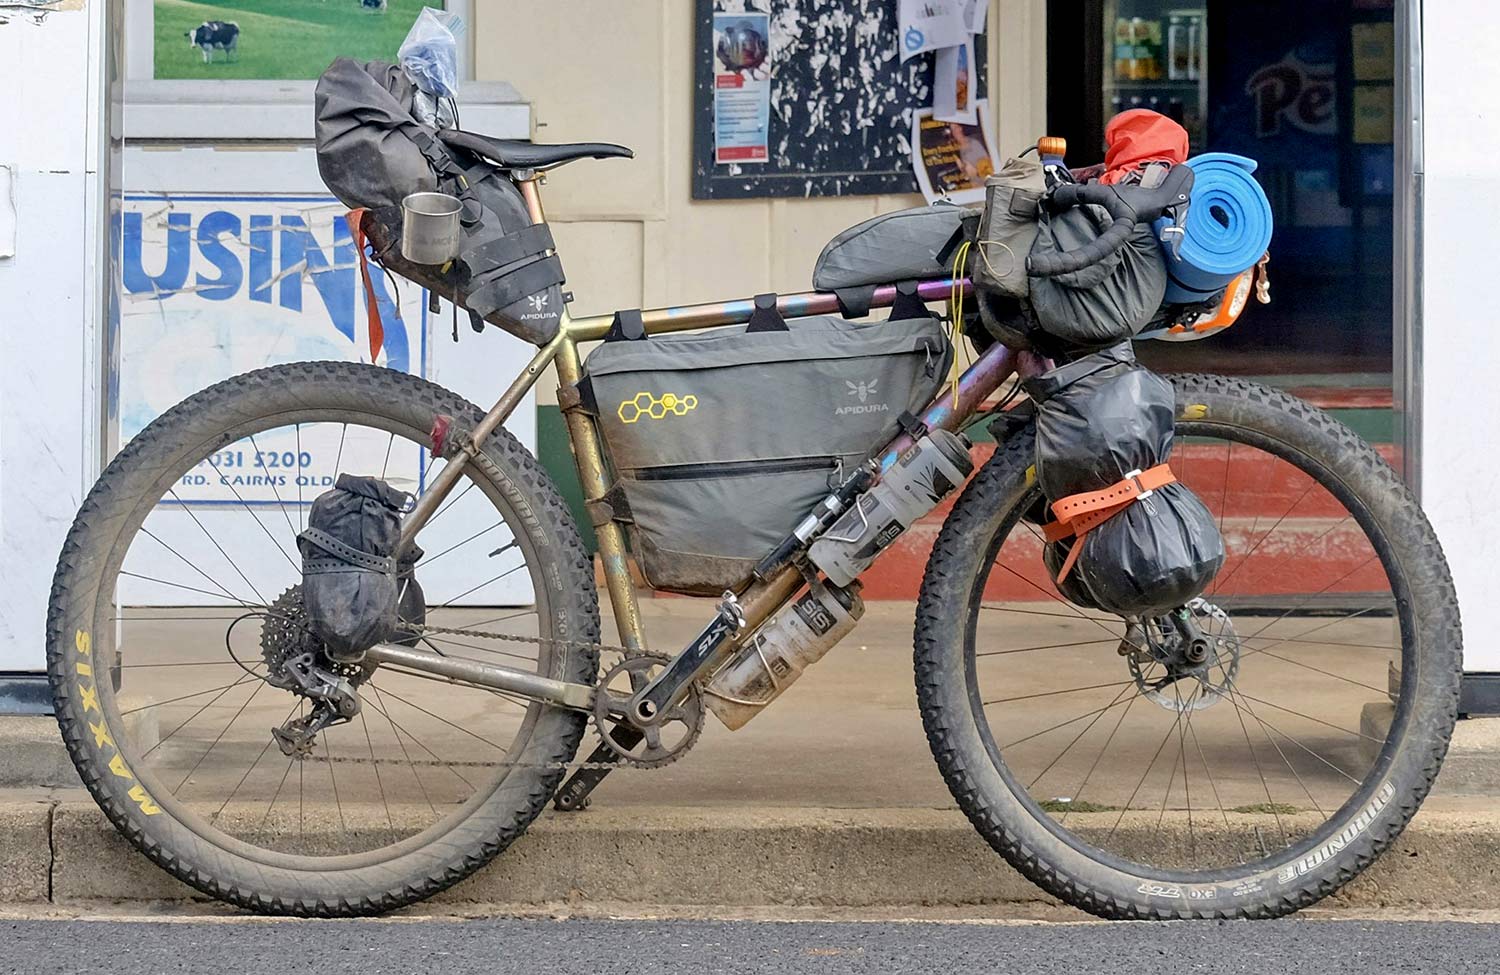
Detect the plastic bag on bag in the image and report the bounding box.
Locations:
[399,8,463,99]
[1025,344,1224,617]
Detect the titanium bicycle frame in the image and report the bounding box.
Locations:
[363,175,1037,718]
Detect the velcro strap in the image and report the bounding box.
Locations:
[466,255,567,316]
[299,528,397,575]
[1043,464,1177,582]
[461,224,556,272]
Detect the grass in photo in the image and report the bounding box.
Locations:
[155,0,443,80]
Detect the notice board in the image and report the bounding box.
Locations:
[693,0,990,200]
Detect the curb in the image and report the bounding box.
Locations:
[6,803,1497,911]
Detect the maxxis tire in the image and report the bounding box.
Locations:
[47,361,600,917]
[914,374,1462,919]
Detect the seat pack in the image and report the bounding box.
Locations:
[314,57,567,345]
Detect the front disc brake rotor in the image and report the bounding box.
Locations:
[594,654,705,769]
[1128,597,1241,712]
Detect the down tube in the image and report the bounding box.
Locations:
[876,343,1021,471]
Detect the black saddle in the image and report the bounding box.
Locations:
[438,129,634,172]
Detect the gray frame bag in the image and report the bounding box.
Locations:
[314,58,565,345]
[579,314,953,595]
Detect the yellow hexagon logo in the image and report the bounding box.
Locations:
[617,392,698,423]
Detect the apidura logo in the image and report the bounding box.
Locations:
[837,378,888,416]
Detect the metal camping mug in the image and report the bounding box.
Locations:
[400,191,463,265]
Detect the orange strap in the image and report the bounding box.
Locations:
[346,208,385,365]
[1043,463,1177,583]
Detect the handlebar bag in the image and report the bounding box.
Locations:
[297,475,414,659]
[1025,344,1223,617]
[315,57,565,345]
[812,203,975,292]
[1025,204,1168,351]
[579,315,952,595]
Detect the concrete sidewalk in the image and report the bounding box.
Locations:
[3,599,1497,910]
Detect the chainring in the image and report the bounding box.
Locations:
[592,653,705,769]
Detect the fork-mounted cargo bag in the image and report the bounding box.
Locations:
[812,203,974,293]
[580,315,952,594]
[1026,344,1223,617]
[297,475,413,659]
[315,57,565,345]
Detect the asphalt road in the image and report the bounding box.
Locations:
[2,917,1496,974]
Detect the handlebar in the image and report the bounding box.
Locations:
[1027,166,1196,279]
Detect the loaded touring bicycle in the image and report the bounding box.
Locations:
[47,61,1461,919]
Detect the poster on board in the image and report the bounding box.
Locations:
[933,41,977,123]
[911,100,999,205]
[897,0,969,61]
[712,11,773,164]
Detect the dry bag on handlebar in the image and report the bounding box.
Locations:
[297,475,414,659]
[579,314,952,595]
[1025,344,1224,617]
[314,58,566,345]
[1025,203,1168,350]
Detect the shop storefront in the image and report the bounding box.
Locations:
[1,0,1495,712]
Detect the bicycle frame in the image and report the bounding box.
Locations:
[368,175,1038,714]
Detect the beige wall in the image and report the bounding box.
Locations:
[474,0,1047,405]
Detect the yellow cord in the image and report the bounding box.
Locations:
[948,239,973,408]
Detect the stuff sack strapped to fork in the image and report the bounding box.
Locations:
[1025,344,1224,617]
[297,474,416,659]
[314,57,566,346]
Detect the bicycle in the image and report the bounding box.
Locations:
[47,133,1461,920]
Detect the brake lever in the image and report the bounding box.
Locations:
[1158,203,1189,260]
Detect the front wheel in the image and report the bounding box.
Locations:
[47,362,600,916]
[915,374,1461,919]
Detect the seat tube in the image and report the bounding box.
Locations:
[554,331,647,653]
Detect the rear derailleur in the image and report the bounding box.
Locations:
[261,587,366,759]
[268,653,363,759]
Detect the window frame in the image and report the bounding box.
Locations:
[123,0,476,140]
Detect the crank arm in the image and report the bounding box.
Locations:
[363,642,596,711]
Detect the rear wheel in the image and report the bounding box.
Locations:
[915,375,1461,919]
[47,362,600,916]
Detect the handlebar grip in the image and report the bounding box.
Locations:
[1028,182,1139,278]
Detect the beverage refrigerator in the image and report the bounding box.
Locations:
[1103,1,1210,151]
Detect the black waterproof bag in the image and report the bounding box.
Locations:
[297,475,413,659]
[1026,344,1224,617]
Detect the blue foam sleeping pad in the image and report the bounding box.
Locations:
[1155,153,1274,304]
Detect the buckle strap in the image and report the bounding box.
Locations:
[466,255,567,317]
[299,527,397,575]
[1043,463,1177,582]
[461,223,556,272]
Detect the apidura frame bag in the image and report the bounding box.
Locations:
[578,315,952,594]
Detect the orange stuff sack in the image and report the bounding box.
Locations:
[1101,110,1190,185]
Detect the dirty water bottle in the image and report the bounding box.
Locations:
[808,429,974,587]
[704,581,864,730]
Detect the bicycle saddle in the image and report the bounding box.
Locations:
[437,129,634,171]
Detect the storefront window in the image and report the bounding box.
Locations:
[150,1,443,80]
[1049,0,1397,386]
[125,1,470,87]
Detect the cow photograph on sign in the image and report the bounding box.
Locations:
[154,0,434,79]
